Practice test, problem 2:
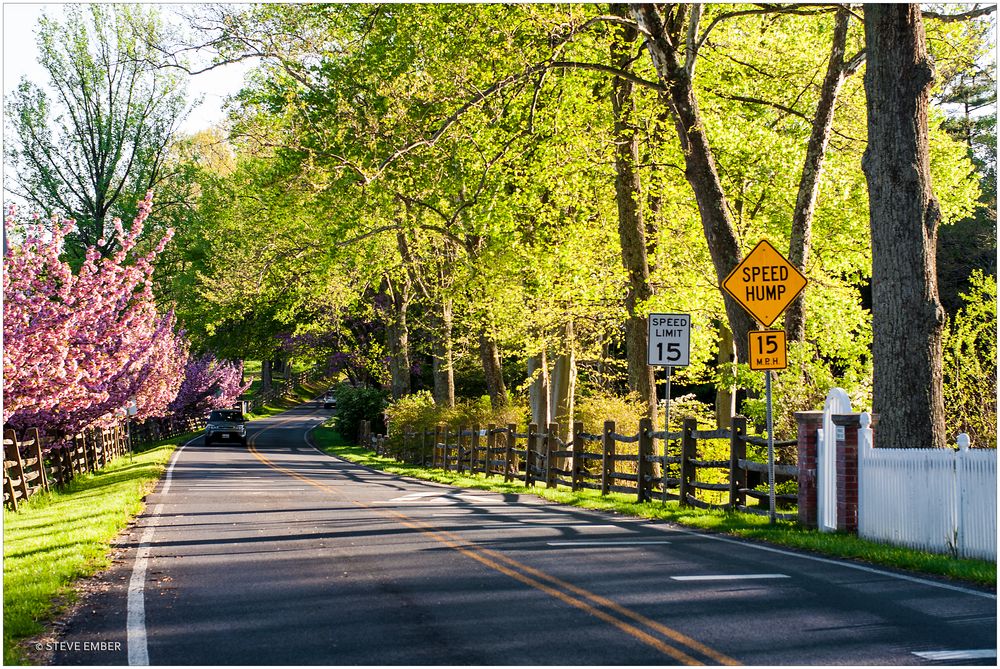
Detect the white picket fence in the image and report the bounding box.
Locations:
[857,413,997,561]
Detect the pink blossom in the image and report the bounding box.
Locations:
[3,192,189,437]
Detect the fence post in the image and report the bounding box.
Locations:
[432,425,441,468]
[679,418,697,506]
[27,428,49,493]
[485,425,496,477]
[794,410,825,528]
[2,430,18,511]
[729,416,747,510]
[638,417,653,503]
[602,421,615,496]
[504,424,516,482]
[832,414,862,533]
[457,427,467,474]
[421,427,429,466]
[525,423,537,486]
[470,425,481,475]
[3,430,28,507]
[443,426,452,471]
[10,432,30,501]
[73,435,83,475]
[545,423,558,488]
[571,421,584,492]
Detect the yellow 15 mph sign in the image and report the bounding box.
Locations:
[748,330,787,370]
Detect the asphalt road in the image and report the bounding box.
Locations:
[53,400,996,665]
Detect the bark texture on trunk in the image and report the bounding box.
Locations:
[432,298,455,408]
[786,8,852,342]
[862,4,946,449]
[479,333,508,409]
[261,359,273,391]
[610,3,656,419]
[387,276,411,400]
[715,323,736,429]
[632,4,754,364]
[549,322,577,443]
[528,352,550,427]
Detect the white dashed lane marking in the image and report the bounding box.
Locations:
[912,649,996,661]
[670,574,790,581]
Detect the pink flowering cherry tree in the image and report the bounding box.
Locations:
[4,192,187,437]
[169,353,251,418]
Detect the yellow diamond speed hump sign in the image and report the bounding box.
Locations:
[722,239,807,327]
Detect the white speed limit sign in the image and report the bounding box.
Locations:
[646,313,691,367]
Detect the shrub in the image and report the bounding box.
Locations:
[943,270,997,447]
[574,389,646,435]
[385,392,527,437]
[333,384,389,440]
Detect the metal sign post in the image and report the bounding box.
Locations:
[765,370,775,523]
[748,330,786,524]
[663,365,671,504]
[723,240,807,525]
[647,313,691,505]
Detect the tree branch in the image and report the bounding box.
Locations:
[548,61,666,91]
[921,5,996,22]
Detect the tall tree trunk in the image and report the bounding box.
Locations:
[610,3,656,420]
[862,4,946,449]
[549,321,577,446]
[261,359,273,391]
[432,298,455,408]
[386,275,411,400]
[786,8,852,341]
[479,333,508,410]
[528,351,550,427]
[632,4,755,364]
[715,322,736,429]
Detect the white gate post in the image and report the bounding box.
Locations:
[819,388,852,533]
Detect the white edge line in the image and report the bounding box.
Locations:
[126,433,200,666]
[299,414,996,601]
[663,526,997,600]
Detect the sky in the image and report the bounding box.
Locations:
[2,4,252,135]
[2,3,256,206]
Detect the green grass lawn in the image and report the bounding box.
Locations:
[2,433,194,665]
[312,424,996,590]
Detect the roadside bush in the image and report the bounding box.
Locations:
[384,390,438,435]
[334,384,388,440]
[943,270,997,447]
[385,392,526,438]
[574,388,645,435]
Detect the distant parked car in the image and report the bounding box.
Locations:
[323,392,337,410]
[204,409,248,446]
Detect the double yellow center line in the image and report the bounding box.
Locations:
[246,411,738,666]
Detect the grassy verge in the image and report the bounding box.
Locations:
[312,424,996,590]
[2,432,196,665]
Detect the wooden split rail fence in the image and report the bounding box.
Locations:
[3,423,131,511]
[130,416,208,446]
[360,416,799,517]
[3,411,216,511]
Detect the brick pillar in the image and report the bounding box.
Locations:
[832,414,862,532]
[795,411,824,528]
